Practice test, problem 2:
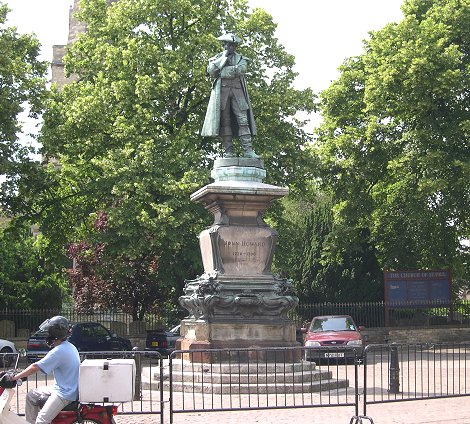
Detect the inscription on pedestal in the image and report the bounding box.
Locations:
[222,239,264,260]
[199,225,277,275]
[218,226,274,275]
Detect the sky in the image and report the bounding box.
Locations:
[3,0,405,91]
[248,0,404,92]
[2,0,405,133]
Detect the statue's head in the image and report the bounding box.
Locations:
[217,33,242,52]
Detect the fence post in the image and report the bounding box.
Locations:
[388,342,400,394]
[132,347,142,400]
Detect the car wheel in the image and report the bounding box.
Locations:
[0,347,14,368]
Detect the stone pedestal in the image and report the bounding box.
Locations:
[179,158,299,361]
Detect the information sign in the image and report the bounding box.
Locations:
[384,270,451,307]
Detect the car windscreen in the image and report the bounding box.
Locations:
[31,330,48,338]
[309,317,356,332]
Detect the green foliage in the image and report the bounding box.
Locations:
[274,195,383,303]
[315,0,470,290]
[0,4,58,306]
[0,222,67,309]
[67,212,171,320]
[0,2,48,212]
[29,0,316,308]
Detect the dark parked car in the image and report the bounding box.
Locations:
[303,315,364,362]
[26,322,133,363]
[145,324,180,356]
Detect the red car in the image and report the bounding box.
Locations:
[303,315,364,362]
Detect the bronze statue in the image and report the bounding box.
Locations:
[201,33,259,158]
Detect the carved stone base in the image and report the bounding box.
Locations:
[177,319,301,363]
[179,273,298,320]
[178,157,300,363]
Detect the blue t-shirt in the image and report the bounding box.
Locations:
[36,340,80,401]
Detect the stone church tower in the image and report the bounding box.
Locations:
[51,0,118,88]
[50,0,85,88]
[46,0,117,166]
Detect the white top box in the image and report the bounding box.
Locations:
[79,358,136,403]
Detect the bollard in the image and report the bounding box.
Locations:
[132,347,142,400]
[388,342,400,394]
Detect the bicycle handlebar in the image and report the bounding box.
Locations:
[0,371,22,388]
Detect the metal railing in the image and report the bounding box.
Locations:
[7,351,163,424]
[361,342,470,415]
[291,302,386,328]
[5,343,470,423]
[168,346,359,423]
[0,308,185,337]
[291,299,470,328]
[2,300,470,338]
[0,352,20,369]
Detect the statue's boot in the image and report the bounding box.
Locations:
[240,135,259,159]
[223,137,235,157]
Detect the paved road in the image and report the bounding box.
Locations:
[114,396,470,424]
[9,373,470,423]
[10,351,470,424]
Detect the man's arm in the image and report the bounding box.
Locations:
[12,364,40,381]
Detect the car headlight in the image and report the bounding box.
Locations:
[347,340,363,346]
[305,341,321,347]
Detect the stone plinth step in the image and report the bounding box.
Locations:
[165,369,333,384]
[141,361,349,394]
[168,360,318,374]
[162,378,349,394]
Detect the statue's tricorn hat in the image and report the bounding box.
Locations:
[217,33,242,44]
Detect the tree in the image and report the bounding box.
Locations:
[29,0,316,308]
[0,222,66,309]
[67,212,166,320]
[0,2,47,213]
[0,5,59,308]
[273,194,383,303]
[315,0,470,291]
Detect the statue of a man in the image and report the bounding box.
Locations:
[201,33,259,159]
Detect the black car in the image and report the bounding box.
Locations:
[26,322,133,363]
[145,324,180,356]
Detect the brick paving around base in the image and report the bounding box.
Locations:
[114,396,470,424]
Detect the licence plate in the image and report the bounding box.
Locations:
[151,342,159,347]
[324,352,344,358]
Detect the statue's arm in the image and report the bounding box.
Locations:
[219,56,248,79]
[207,53,228,77]
[236,56,248,74]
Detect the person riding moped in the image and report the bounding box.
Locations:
[10,316,80,424]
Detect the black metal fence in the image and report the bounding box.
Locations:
[291,302,386,327]
[4,343,470,423]
[291,299,470,328]
[0,308,174,338]
[168,346,360,423]
[1,299,470,338]
[362,343,470,409]
[4,351,163,423]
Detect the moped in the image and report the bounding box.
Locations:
[0,370,118,424]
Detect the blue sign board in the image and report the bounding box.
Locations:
[384,270,451,307]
